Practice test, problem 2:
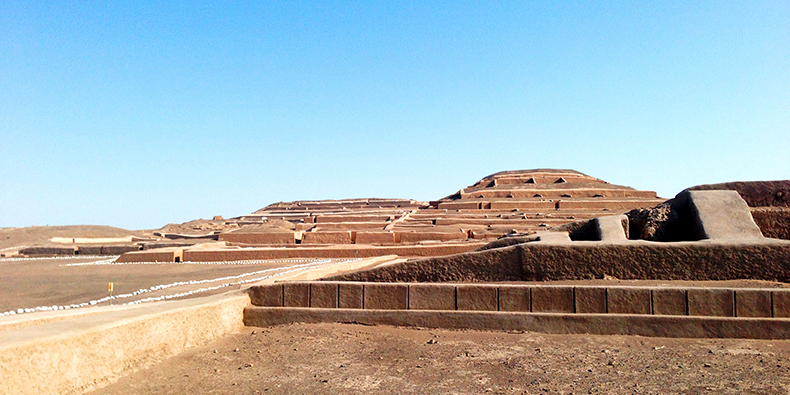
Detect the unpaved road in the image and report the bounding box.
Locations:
[93,322,790,394]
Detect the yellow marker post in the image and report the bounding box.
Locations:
[108,282,114,305]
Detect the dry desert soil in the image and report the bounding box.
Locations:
[92,322,790,394]
[0,257,343,316]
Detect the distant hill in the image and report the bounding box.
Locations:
[0,225,148,251]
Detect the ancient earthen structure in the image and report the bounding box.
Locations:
[113,169,664,262]
[4,171,790,395]
[243,187,790,339]
[220,169,663,244]
[328,189,790,283]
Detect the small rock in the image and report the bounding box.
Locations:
[427,339,438,344]
[703,363,712,368]
[234,348,239,352]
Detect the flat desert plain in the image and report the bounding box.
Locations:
[0,256,348,316]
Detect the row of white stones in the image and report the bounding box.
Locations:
[0,245,30,252]
[64,258,340,266]
[0,255,120,262]
[123,261,338,305]
[1,258,360,317]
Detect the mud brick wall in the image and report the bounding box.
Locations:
[518,242,790,282]
[249,282,790,319]
[328,241,790,283]
[219,232,295,244]
[751,208,790,240]
[19,247,76,255]
[396,231,468,243]
[355,232,396,244]
[302,231,353,244]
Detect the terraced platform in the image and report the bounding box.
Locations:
[244,281,790,339]
[4,171,789,395]
[111,169,662,263]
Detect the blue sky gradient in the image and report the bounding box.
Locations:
[1,1,788,229]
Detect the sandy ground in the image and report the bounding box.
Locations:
[0,225,149,251]
[0,257,346,314]
[0,222,248,253]
[92,322,790,394]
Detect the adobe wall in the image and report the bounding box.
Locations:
[302,231,353,244]
[557,200,660,210]
[489,201,557,210]
[327,240,790,283]
[438,201,481,210]
[246,308,790,340]
[0,292,250,395]
[751,207,790,240]
[327,245,523,282]
[461,189,657,199]
[396,231,468,243]
[19,247,77,255]
[116,248,182,263]
[469,230,508,239]
[517,241,790,281]
[355,231,396,244]
[179,243,485,262]
[433,218,571,226]
[245,282,790,339]
[688,180,790,207]
[491,174,592,185]
[315,215,392,223]
[310,222,389,230]
[219,232,295,244]
[250,282,790,319]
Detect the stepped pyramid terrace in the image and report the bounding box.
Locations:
[113,169,664,262]
[3,169,790,394]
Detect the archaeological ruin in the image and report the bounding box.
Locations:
[3,169,790,394]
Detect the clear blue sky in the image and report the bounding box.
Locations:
[1,1,788,229]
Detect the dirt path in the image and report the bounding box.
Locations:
[93,322,790,394]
